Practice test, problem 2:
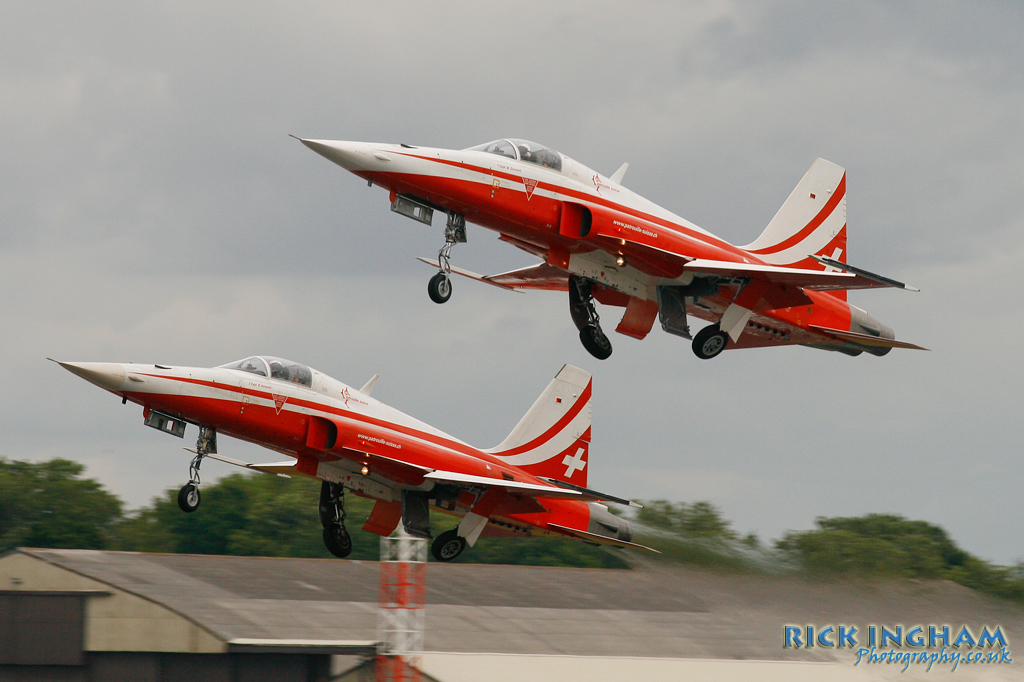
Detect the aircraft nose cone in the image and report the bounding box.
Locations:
[55,361,126,393]
[298,138,374,172]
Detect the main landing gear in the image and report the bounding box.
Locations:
[431,528,467,562]
[319,481,353,558]
[427,212,466,304]
[569,276,612,360]
[692,323,729,360]
[178,426,216,513]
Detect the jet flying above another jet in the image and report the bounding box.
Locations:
[55,357,649,561]
[299,136,926,360]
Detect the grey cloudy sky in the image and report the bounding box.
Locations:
[3,2,1022,564]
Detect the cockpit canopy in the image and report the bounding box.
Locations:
[468,138,563,172]
[219,356,313,387]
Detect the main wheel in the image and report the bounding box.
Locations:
[579,325,613,360]
[177,483,201,513]
[428,273,452,304]
[693,324,729,359]
[323,524,354,558]
[431,529,467,562]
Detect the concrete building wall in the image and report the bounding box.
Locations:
[0,552,224,654]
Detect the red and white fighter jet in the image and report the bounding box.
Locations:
[300,136,925,360]
[55,357,647,561]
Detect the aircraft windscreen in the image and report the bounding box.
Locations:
[219,356,313,387]
[469,139,563,172]
[264,357,313,387]
[220,357,269,377]
[510,139,562,171]
[471,139,517,159]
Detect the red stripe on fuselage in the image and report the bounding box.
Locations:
[384,151,748,261]
[129,373,556,477]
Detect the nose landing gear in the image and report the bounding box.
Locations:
[428,213,466,304]
[178,426,217,513]
[569,276,612,360]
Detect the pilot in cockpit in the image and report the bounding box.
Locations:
[269,360,287,381]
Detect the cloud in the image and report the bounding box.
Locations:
[2,1,1022,565]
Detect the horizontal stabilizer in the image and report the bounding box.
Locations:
[810,325,928,351]
[684,259,908,293]
[416,257,567,291]
[538,477,643,508]
[810,255,920,292]
[547,523,658,552]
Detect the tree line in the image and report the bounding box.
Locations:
[2,457,1021,602]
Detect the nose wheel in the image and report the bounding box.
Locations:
[569,276,612,360]
[177,483,200,513]
[319,481,354,558]
[428,212,466,304]
[178,426,216,513]
[428,272,452,303]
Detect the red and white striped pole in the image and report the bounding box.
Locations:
[377,529,426,682]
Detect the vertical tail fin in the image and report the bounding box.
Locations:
[742,158,849,300]
[486,365,592,487]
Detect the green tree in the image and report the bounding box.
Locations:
[776,513,967,578]
[0,458,123,552]
[636,499,736,539]
[114,472,627,566]
[115,474,375,559]
[776,513,1024,603]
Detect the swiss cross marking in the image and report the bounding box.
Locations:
[821,247,843,272]
[562,448,587,478]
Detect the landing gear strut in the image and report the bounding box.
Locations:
[569,276,612,360]
[178,426,216,513]
[319,481,353,558]
[428,213,466,304]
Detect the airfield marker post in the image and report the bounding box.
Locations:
[377,529,427,682]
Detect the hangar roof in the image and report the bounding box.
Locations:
[4,548,1021,662]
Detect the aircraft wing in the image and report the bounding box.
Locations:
[416,257,568,291]
[546,523,658,552]
[684,258,919,292]
[423,470,586,500]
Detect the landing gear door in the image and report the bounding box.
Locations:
[657,286,691,339]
